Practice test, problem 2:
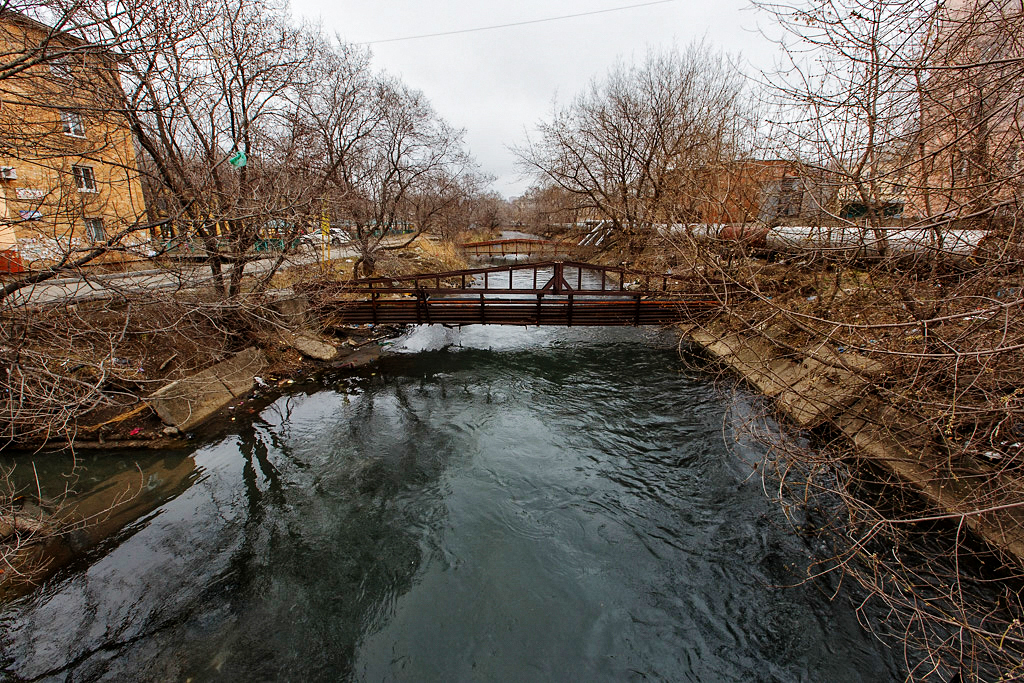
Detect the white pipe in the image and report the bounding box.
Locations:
[661,223,992,259]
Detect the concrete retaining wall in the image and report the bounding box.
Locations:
[266,288,311,327]
[683,321,1024,564]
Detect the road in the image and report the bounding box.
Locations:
[5,243,365,307]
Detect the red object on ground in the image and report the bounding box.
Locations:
[0,249,24,274]
[719,225,769,247]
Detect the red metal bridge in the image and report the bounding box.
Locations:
[459,238,572,259]
[321,261,731,327]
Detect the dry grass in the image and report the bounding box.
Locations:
[373,236,469,277]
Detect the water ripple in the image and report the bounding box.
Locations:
[0,327,902,682]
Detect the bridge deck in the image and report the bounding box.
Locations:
[328,297,719,326]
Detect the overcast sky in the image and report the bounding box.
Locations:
[288,0,780,198]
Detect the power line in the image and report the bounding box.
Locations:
[361,0,676,45]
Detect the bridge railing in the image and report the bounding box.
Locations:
[458,238,572,258]
[330,260,736,300]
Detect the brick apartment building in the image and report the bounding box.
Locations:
[0,11,146,272]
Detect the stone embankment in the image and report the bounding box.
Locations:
[683,320,1024,563]
[64,290,389,445]
[143,297,386,435]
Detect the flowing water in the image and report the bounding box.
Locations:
[0,324,904,681]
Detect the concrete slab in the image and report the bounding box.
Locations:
[216,347,269,397]
[802,342,887,378]
[331,345,380,368]
[267,289,311,326]
[775,356,871,428]
[836,397,1024,562]
[689,326,876,428]
[285,333,338,361]
[148,347,267,431]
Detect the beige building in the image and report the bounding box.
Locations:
[0,11,146,271]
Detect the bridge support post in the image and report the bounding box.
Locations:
[416,290,431,325]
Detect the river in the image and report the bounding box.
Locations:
[0,324,904,681]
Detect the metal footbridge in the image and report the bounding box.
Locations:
[458,238,572,259]
[320,261,731,327]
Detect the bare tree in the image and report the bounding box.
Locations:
[302,66,473,276]
[100,0,316,298]
[405,170,497,243]
[509,185,581,234]
[515,43,748,254]
[0,0,322,450]
[712,1,1024,679]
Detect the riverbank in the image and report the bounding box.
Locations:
[681,317,1024,561]
[636,231,1024,680]
[1,236,466,449]
[0,236,469,595]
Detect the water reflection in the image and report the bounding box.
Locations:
[0,326,904,681]
[0,451,198,602]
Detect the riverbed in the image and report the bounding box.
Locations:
[0,324,903,681]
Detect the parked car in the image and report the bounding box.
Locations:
[300,228,350,247]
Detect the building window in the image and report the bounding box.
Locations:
[777,176,804,217]
[84,218,105,241]
[72,165,97,192]
[61,111,85,137]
